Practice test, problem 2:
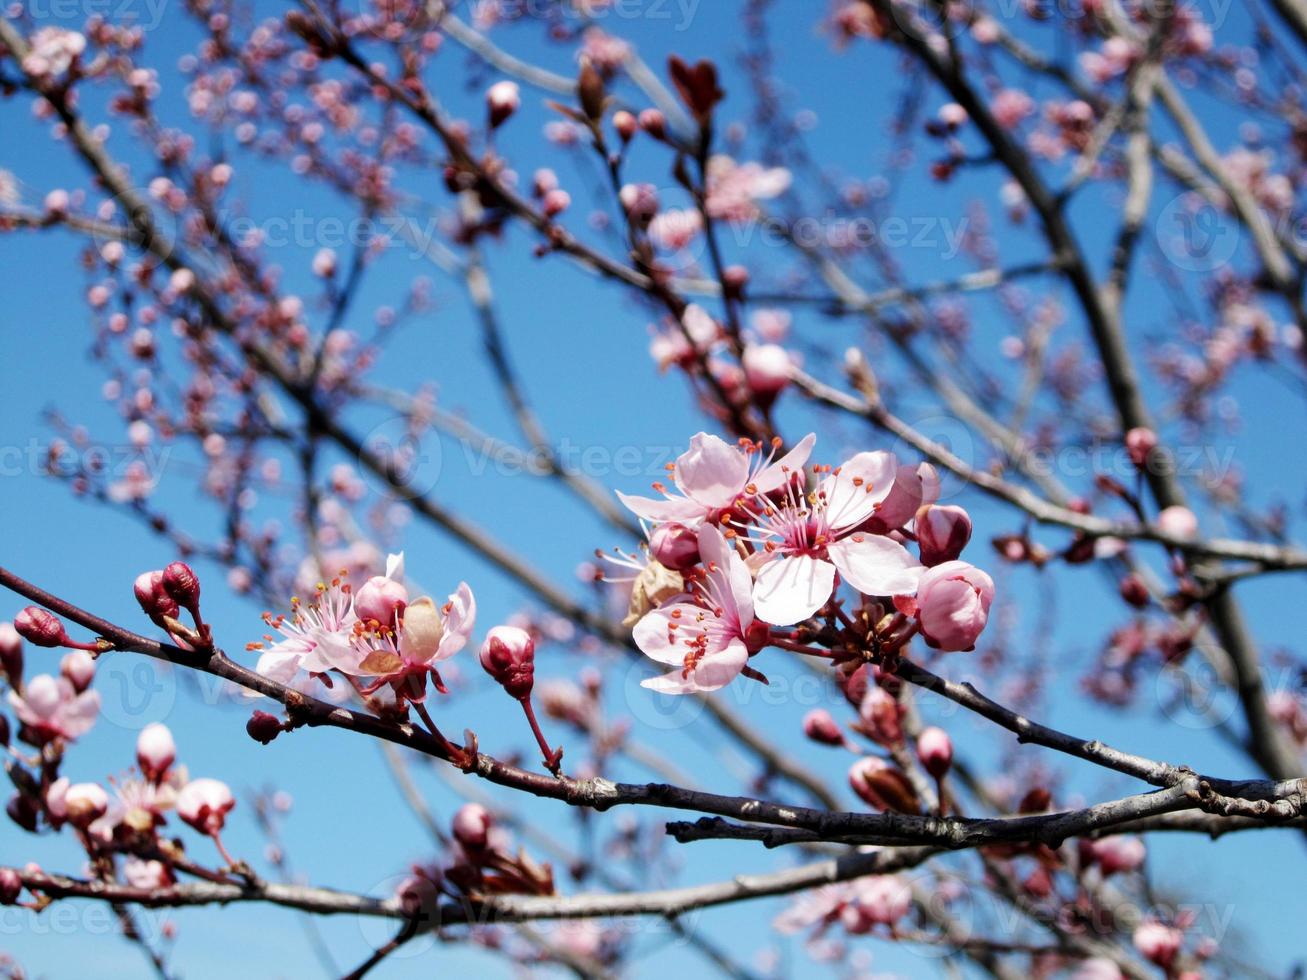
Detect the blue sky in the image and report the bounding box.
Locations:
[2,1,1306,977]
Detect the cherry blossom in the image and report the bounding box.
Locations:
[7,674,100,744]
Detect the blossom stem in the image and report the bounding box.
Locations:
[211,832,237,869]
[517,696,563,775]
[412,701,459,759]
[771,637,837,659]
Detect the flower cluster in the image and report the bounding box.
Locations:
[613,433,994,693]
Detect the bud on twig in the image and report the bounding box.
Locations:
[13,607,98,651]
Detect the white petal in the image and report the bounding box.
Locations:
[752,555,837,626]
[827,535,923,597]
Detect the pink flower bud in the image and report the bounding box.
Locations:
[0,622,23,685]
[451,802,492,850]
[8,795,38,833]
[177,778,235,835]
[60,651,95,693]
[1156,505,1198,540]
[0,868,20,905]
[722,265,750,298]
[802,708,845,746]
[64,782,109,827]
[542,188,571,217]
[638,108,666,140]
[312,247,337,278]
[486,80,521,127]
[916,726,953,779]
[1091,834,1145,875]
[848,757,919,814]
[911,561,995,652]
[136,722,176,780]
[1124,426,1157,467]
[618,183,659,224]
[479,626,536,699]
[1118,573,1150,608]
[857,686,904,747]
[649,522,701,571]
[1133,921,1183,969]
[161,561,201,616]
[134,570,179,621]
[14,607,69,649]
[353,576,408,628]
[613,109,637,142]
[246,711,283,745]
[916,504,973,566]
[742,344,792,402]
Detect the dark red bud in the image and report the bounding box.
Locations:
[13,607,68,649]
[246,711,284,745]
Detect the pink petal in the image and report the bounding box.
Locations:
[827,535,924,597]
[59,690,101,738]
[640,641,747,694]
[434,582,476,661]
[752,433,816,494]
[753,555,838,626]
[633,602,710,666]
[673,433,751,508]
[696,525,754,625]
[615,490,706,525]
[821,451,899,531]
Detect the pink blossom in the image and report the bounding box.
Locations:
[802,708,846,746]
[1074,957,1125,980]
[633,524,756,694]
[744,451,925,625]
[64,782,109,827]
[1090,835,1146,875]
[648,208,704,251]
[21,28,85,78]
[451,802,492,850]
[618,431,815,527]
[486,80,521,126]
[840,875,912,932]
[1133,920,1183,969]
[137,722,176,781]
[253,569,359,688]
[742,344,793,401]
[903,561,994,652]
[177,778,235,835]
[60,651,95,693]
[1156,505,1199,539]
[916,726,953,778]
[7,674,100,743]
[479,625,536,699]
[353,552,409,628]
[123,858,172,889]
[991,89,1034,129]
[915,504,972,566]
[649,522,701,571]
[705,155,792,222]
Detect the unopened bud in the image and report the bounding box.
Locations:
[479,626,536,699]
[7,795,38,833]
[0,868,20,905]
[722,265,750,299]
[246,711,283,745]
[542,188,571,218]
[486,80,521,127]
[802,709,845,746]
[176,778,235,835]
[1124,427,1157,468]
[137,722,176,780]
[649,523,700,571]
[742,344,792,404]
[848,757,919,814]
[14,607,69,649]
[916,726,953,779]
[134,570,179,621]
[1118,573,1150,608]
[916,504,973,566]
[161,561,202,617]
[64,783,109,828]
[60,651,95,693]
[613,109,638,142]
[0,622,23,685]
[618,183,659,225]
[637,108,666,140]
[451,802,492,850]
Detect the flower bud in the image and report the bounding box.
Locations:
[479,626,535,699]
[742,344,791,404]
[451,802,492,850]
[486,80,521,127]
[916,726,953,779]
[649,523,700,572]
[1124,426,1157,468]
[1133,921,1182,969]
[1091,834,1146,875]
[60,651,95,693]
[542,188,571,218]
[354,575,408,629]
[802,708,845,747]
[722,265,750,298]
[177,778,235,835]
[618,183,659,225]
[1156,505,1198,540]
[916,504,973,566]
[1118,573,1150,608]
[857,686,903,747]
[136,722,176,780]
[7,795,38,833]
[637,108,666,140]
[134,570,179,621]
[161,561,202,617]
[613,109,637,142]
[64,782,109,828]
[0,715,9,749]
[0,868,21,905]
[14,607,70,648]
[911,561,995,652]
[848,757,919,814]
[246,711,283,745]
[0,622,23,686]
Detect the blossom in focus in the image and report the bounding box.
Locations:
[617,432,815,527]
[633,524,757,694]
[744,451,924,625]
[176,778,235,835]
[900,561,994,652]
